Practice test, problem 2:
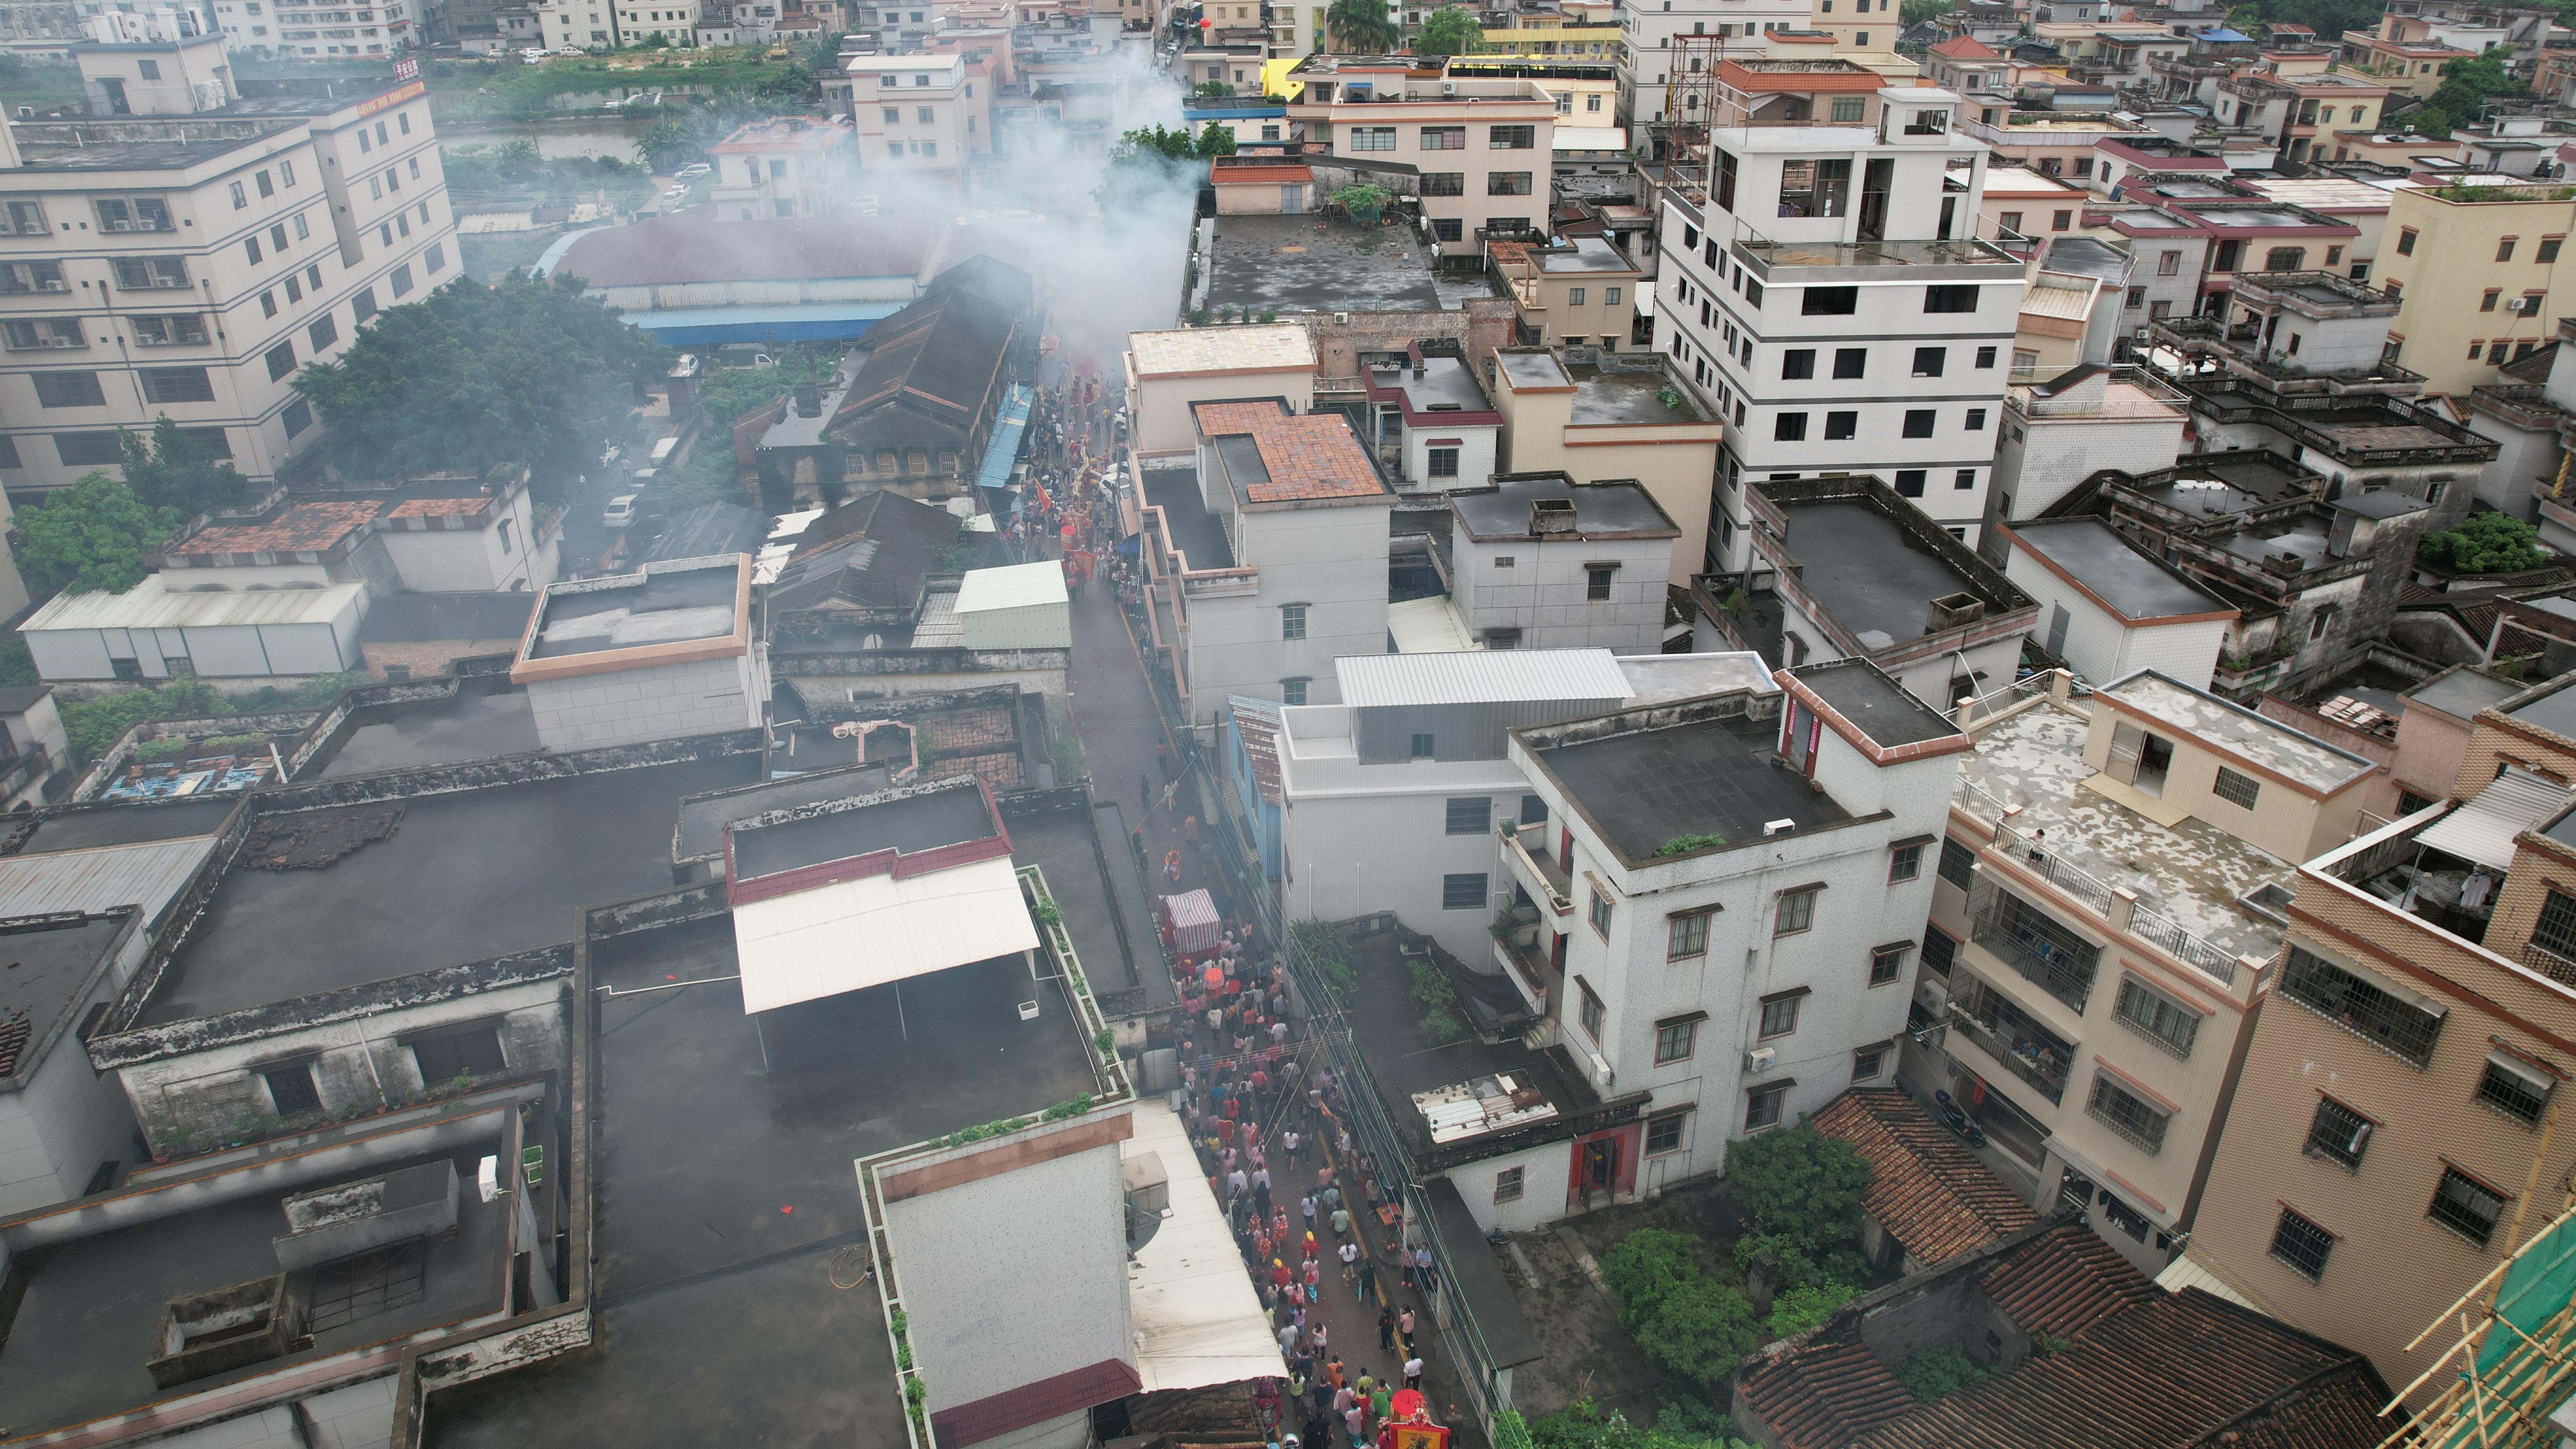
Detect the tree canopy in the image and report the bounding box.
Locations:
[291,271,668,485]
[118,418,251,521]
[1417,4,1483,57]
[1326,0,1401,53]
[1724,1121,1874,1252]
[2421,511,2549,574]
[2412,51,2527,137]
[11,474,182,597]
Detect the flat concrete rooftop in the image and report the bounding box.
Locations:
[1777,501,1981,649]
[2405,666,2520,724]
[1144,463,1235,571]
[0,912,130,1080]
[139,754,759,1025]
[311,688,542,780]
[528,567,740,660]
[2012,518,2228,622]
[1205,213,1442,315]
[1793,657,1965,749]
[11,797,237,854]
[2128,453,2315,518]
[730,783,999,880]
[1565,362,1708,425]
[675,763,896,864]
[2507,676,2576,743]
[419,917,1097,1449]
[1452,476,1674,539]
[0,1143,507,1440]
[1539,713,1850,862]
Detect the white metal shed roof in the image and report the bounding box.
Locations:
[2417,766,2572,873]
[955,560,1069,614]
[1336,648,1635,708]
[0,836,218,920]
[1125,1100,1291,1390]
[20,574,365,633]
[730,853,1041,1014]
[1386,596,1482,654]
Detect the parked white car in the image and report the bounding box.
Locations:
[603,494,639,528]
[674,162,711,179]
[519,47,549,60]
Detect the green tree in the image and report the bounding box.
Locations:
[1524,1398,1762,1449]
[1417,4,1483,57]
[293,270,669,485]
[2424,51,2524,131]
[1630,1275,1763,1387]
[1765,1278,1860,1338]
[1893,1347,1990,1402]
[117,418,251,520]
[633,118,697,171]
[1600,1227,1701,1325]
[1196,124,1238,158]
[2421,512,2549,573]
[10,474,181,597]
[1325,0,1400,53]
[1724,1122,1873,1252]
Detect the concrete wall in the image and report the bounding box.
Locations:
[1131,366,1317,456]
[1276,754,1531,964]
[2004,549,2227,689]
[1454,531,1670,653]
[2467,406,2555,522]
[1399,421,1498,494]
[524,650,763,750]
[0,977,142,1214]
[376,497,549,594]
[1989,413,2188,521]
[1186,502,1391,722]
[110,977,570,1157]
[1444,1137,1576,1236]
[28,607,365,683]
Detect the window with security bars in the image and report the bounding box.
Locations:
[2477,1056,2552,1126]
[2429,1166,2507,1248]
[1939,837,1976,888]
[2213,767,2260,809]
[1654,1019,1695,1063]
[1442,873,1488,910]
[1646,1111,1686,1154]
[1667,911,1709,960]
[2280,946,2442,1066]
[1444,797,1491,835]
[2304,1095,2372,1169]
[2086,1074,2168,1154]
[2270,1208,2335,1281]
[1869,945,1906,986]
[1920,926,1955,978]
[2534,890,2576,962]
[2113,977,2198,1058]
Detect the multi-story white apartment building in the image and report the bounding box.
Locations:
[1459,657,1964,1227]
[843,53,991,179]
[1924,668,2372,1274]
[533,0,615,48]
[1656,84,2025,570]
[707,116,855,220]
[1448,473,1679,653]
[608,0,697,43]
[256,0,420,55]
[1267,646,1777,967]
[0,36,458,495]
[1282,55,1556,259]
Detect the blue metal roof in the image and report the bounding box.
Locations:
[2197,26,2253,40]
[975,383,1034,492]
[620,301,905,346]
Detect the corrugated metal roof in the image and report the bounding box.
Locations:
[730,853,1038,1013]
[22,574,365,633]
[0,836,216,919]
[1335,648,1634,708]
[956,559,1069,613]
[1386,596,1483,654]
[2419,766,2572,873]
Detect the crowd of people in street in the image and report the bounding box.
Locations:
[1170,926,1438,1449]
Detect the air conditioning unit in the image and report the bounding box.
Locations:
[1743,1046,1777,1074]
[1332,311,1350,325]
[2512,295,2543,314]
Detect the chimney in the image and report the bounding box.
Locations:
[1531,498,1577,535]
[793,382,823,417]
[1927,591,1986,633]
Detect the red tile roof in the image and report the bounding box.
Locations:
[1212,162,1314,184]
[931,1358,1142,1448]
[1191,400,1385,504]
[387,497,488,518]
[165,500,382,555]
[1810,1089,2037,1267]
[1741,1226,2392,1449]
[1930,35,2004,57]
[554,213,945,289]
[1230,697,1283,805]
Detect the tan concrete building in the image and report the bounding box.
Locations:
[2379,180,2576,394]
[1488,347,1719,588]
[707,117,857,220]
[1122,324,1316,457]
[1282,56,1555,259]
[2181,669,2576,1406]
[1495,235,1642,350]
[843,52,992,181]
[1922,669,2374,1275]
[0,37,456,494]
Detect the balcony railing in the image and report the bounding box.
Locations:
[1971,886,2101,1013]
[2524,940,2576,988]
[1949,994,2071,1105]
[1500,824,1572,916]
[1952,796,2242,987]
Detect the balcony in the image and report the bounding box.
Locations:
[1500,823,1572,917]
[1970,884,2102,1013]
[1950,974,2074,1106]
[1491,924,1554,1015]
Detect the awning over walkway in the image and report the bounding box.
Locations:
[1126,1100,1288,1391]
[731,853,1040,1013]
[976,383,1036,492]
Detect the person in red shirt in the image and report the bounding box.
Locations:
[1271,1259,1291,1291]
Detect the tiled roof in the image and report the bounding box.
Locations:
[769,490,965,615]
[1810,1089,2038,1267]
[1191,400,1384,504]
[1229,696,1284,805]
[165,500,381,555]
[387,497,488,518]
[1743,1224,2391,1449]
[827,288,1019,449]
[1741,1341,1916,1449]
[1976,1225,2157,1339]
[1212,162,1314,184]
